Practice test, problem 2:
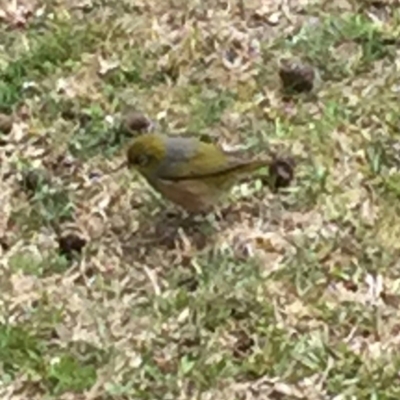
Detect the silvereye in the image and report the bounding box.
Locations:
[126,133,271,213]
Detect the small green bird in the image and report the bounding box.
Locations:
[126,133,271,212]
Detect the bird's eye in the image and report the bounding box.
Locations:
[135,154,150,166]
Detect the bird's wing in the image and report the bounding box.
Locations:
[163,154,267,181]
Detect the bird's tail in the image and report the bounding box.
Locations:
[230,156,272,176]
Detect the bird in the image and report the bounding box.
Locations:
[125,133,271,213]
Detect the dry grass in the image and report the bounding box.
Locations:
[1,0,400,398]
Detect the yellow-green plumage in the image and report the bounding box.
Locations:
[126,133,269,212]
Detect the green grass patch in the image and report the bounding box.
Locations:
[0,323,107,395]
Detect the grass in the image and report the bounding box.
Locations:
[1,0,400,399]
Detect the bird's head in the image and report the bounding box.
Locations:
[126,133,167,178]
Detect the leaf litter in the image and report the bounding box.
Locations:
[1,0,400,398]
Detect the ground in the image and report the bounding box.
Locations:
[1,0,400,399]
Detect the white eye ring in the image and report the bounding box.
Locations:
[135,154,150,166]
